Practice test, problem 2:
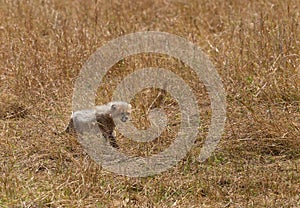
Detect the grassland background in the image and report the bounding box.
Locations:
[0,0,299,207]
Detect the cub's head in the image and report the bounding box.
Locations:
[109,101,132,122]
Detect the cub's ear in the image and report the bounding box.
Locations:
[111,104,117,110]
[128,104,132,112]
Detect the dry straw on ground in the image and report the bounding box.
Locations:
[0,0,299,207]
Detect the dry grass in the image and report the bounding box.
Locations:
[0,0,299,207]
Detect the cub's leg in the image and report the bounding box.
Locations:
[102,128,119,149]
[96,114,119,148]
[108,130,119,149]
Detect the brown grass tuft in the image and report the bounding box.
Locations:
[0,0,299,207]
[0,93,28,119]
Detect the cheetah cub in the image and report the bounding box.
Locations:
[65,101,132,148]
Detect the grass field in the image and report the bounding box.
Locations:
[0,0,299,207]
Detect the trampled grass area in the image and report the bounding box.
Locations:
[0,0,299,207]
